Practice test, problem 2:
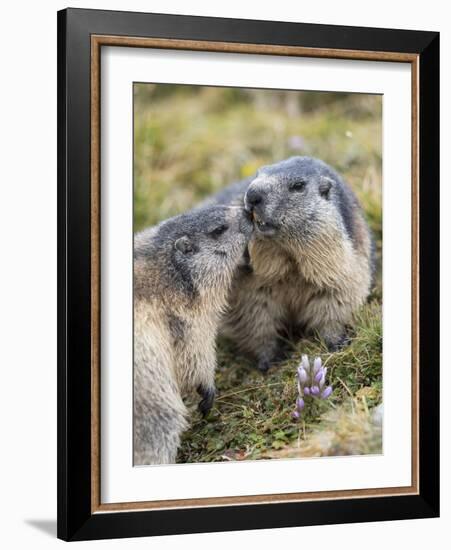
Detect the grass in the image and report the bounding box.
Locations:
[178,302,382,462]
[134,83,383,462]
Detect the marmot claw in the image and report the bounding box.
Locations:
[197,385,216,417]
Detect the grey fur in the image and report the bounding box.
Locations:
[205,156,374,370]
[134,206,252,465]
[167,312,186,342]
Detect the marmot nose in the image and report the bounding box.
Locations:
[245,188,263,210]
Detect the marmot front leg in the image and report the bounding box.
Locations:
[222,289,283,372]
[254,338,281,373]
[190,342,217,417]
[302,292,351,351]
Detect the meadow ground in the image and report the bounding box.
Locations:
[134,84,383,462]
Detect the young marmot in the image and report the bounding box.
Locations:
[134,205,252,465]
[207,156,375,371]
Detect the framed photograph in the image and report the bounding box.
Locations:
[57,8,439,541]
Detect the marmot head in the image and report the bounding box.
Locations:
[244,157,356,247]
[156,205,253,299]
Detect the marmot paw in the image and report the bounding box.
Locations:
[325,333,350,352]
[197,385,216,417]
[257,357,271,374]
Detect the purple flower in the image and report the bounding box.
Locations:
[292,410,300,420]
[310,386,320,397]
[321,386,333,399]
[297,366,308,384]
[313,357,322,375]
[292,355,333,420]
[314,369,323,384]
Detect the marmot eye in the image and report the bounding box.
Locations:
[289,180,306,192]
[210,224,229,238]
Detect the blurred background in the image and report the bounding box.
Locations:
[134,84,381,240]
[134,84,383,462]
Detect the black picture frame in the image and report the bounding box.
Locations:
[57,7,439,542]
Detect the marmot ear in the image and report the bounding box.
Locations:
[319,176,333,199]
[174,235,194,254]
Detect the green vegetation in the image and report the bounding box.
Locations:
[134,83,382,462]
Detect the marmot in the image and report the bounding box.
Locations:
[206,156,374,371]
[134,205,253,465]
